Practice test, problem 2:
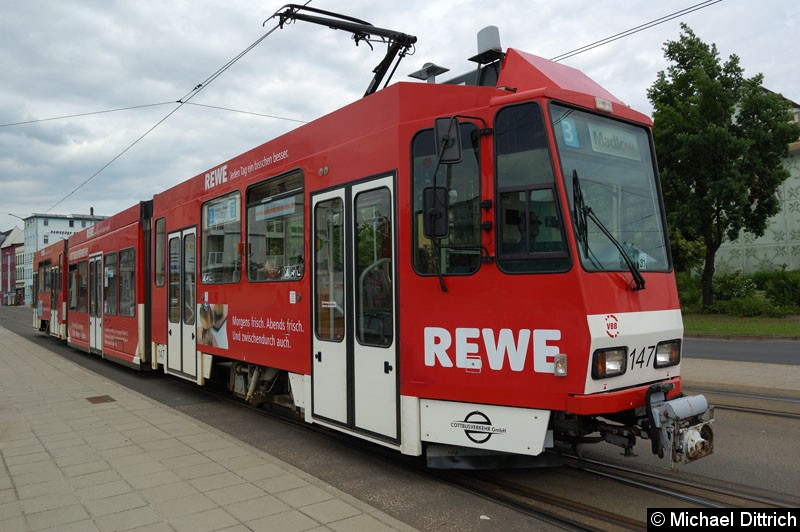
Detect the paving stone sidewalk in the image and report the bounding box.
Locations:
[0,325,417,532]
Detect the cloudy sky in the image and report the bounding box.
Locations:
[1,0,797,231]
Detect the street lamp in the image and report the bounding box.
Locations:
[1,211,27,222]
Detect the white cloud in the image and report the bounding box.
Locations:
[1,0,797,227]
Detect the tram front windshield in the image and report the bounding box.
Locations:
[550,103,670,273]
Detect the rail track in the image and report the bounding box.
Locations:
[686,386,800,419]
[174,378,799,530]
[564,456,799,509]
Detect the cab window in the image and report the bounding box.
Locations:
[495,102,569,273]
[411,123,481,275]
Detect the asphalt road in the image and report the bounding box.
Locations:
[683,337,800,365]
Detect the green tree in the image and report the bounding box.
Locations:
[648,24,799,308]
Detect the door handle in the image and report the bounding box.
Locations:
[191,332,195,340]
[384,361,393,374]
[168,329,172,336]
[315,351,322,362]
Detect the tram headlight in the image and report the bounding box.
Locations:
[591,347,627,379]
[654,339,681,368]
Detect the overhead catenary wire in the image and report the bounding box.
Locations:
[0,102,175,129]
[549,0,722,62]
[0,101,307,129]
[184,102,308,124]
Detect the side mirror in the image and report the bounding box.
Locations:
[434,117,462,164]
[423,186,449,238]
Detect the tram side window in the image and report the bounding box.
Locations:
[35,265,42,293]
[68,265,75,310]
[51,266,60,293]
[36,264,48,293]
[411,124,481,275]
[246,171,304,282]
[43,264,51,292]
[201,192,241,284]
[69,260,88,312]
[355,188,393,347]
[314,197,344,342]
[495,102,569,273]
[104,253,118,316]
[119,248,135,317]
[154,218,165,287]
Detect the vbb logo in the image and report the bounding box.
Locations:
[605,314,619,338]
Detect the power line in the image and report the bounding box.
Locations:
[549,0,722,62]
[44,18,288,214]
[0,102,175,128]
[0,101,308,129]
[184,102,307,124]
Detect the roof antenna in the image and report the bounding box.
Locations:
[408,62,449,84]
[469,26,504,86]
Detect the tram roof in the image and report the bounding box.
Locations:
[154,47,651,207]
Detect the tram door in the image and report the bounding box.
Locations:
[88,254,103,353]
[166,228,198,380]
[50,262,60,336]
[311,175,398,441]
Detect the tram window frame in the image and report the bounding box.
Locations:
[69,260,88,312]
[549,102,671,274]
[36,263,46,293]
[354,186,393,348]
[103,252,118,316]
[50,264,58,293]
[68,264,75,310]
[201,192,242,285]
[245,171,305,283]
[154,217,165,287]
[314,196,345,343]
[494,101,570,274]
[411,123,482,276]
[119,248,135,317]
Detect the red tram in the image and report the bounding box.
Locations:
[34,9,713,468]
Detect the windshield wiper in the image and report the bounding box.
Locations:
[572,170,603,271]
[572,170,646,291]
[572,170,589,255]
